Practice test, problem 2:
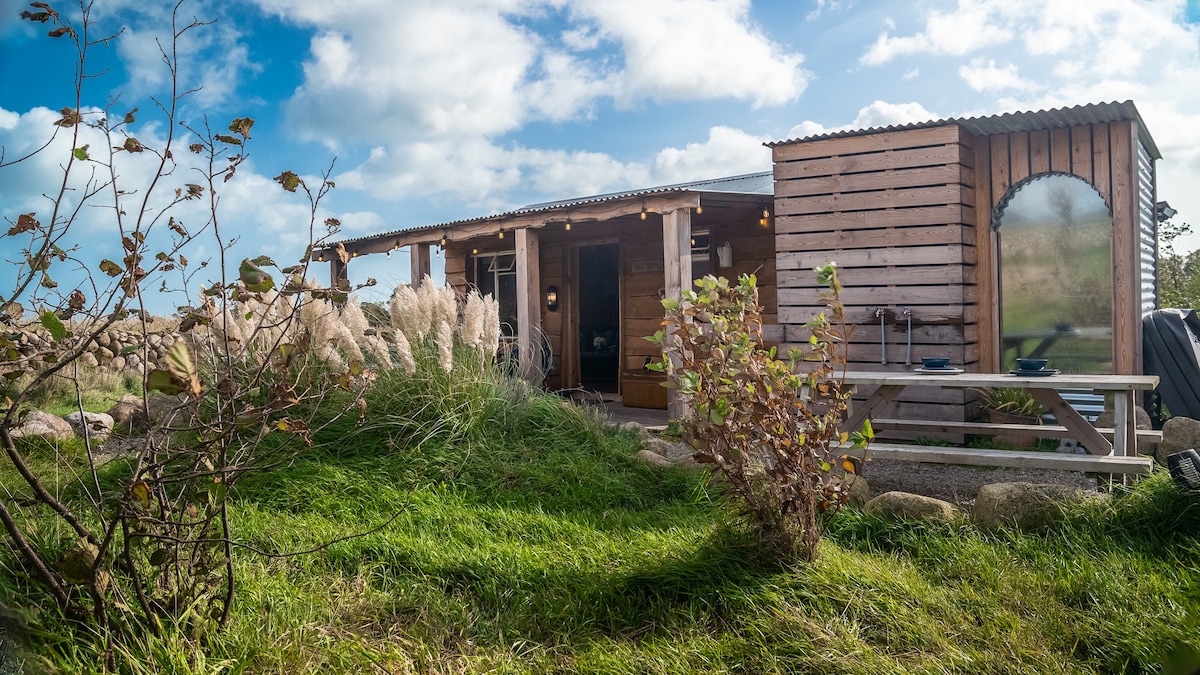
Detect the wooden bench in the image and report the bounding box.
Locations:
[840,441,1154,475]
[869,418,1163,444]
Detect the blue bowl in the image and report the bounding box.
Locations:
[922,357,951,369]
[1016,357,1048,371]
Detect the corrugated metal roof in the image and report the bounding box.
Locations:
[324,171,773,246]
[520,171,772,211]
[767,101,1161,160]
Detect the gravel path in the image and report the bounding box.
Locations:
[861,458,1102,507]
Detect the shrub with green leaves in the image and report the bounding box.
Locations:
[647,265,871,561]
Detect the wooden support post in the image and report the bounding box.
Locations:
[662,208,692,420]
[330,257,348,292]
[410,244,431,287]
[516,228,543,385]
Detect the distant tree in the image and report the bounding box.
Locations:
[1158,218,1200,309]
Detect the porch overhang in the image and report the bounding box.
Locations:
[313,172,774,261]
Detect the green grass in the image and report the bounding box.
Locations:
[2,365,1199,674]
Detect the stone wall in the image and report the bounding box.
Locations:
[9,326,186,374]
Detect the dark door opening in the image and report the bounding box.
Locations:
[578,243,620,393]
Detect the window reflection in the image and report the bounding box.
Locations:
[997,173,1113,373]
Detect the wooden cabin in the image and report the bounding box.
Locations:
[318,174,777,412]
[769,100,1162,425]
[318,101,1163,424]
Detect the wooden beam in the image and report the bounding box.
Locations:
[409,244,430,286]
[328,193,701,254]
[662,208,692,420]
[1110,120,1140,375]
[330,257,348,291]
[840,442,1152,475]
[973,133,999,373]
[516,228,543,385]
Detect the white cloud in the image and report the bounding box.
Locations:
[252,0,808,152]
[337,211,387,233]
[571,0,809,108]
[860,0,1012,65]
[958,58,1034,92]
[650,126,771,183]
[851,100,937,128]
[106,2,258,109]
[0,106,18,130]
[785,100,938,141]
[0,105,366,312]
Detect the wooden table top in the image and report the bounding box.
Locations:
[840,370,1159,391]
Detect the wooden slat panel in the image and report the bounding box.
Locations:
[774,144,970,180]
[774,164,970,198]
[777,244,973,270]
[785,323,975,346]
[780,285,972,307]
[972,133,998,372]
[772,125,964,162]
[1009,131,1031,186]
[777,185,970,215]
[776,223,971,251]
[1071,126,1093,184]
[990,133,1011,211]
[775,204,973,234]
[780,264,966,287]
[1110,120,1138,375]
[1050,127,1072,173]
[1029,129,1050,175]
[781,305,978,325]
[1092,123,1111,205]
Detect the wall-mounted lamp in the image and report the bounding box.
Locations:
[640,202,647,220]
[1156,201,1177,223]
[440,233,447,247]
[546,285,559,312]
[565,221,571,231]
[498,228,505,239]
[695,205,703,215]
[472,247,479,255]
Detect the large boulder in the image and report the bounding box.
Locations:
[1093,407,1152,431]
[864,491,956,523]
[1094,407,1156,457]
[1158,416,1200,465]
[634,448,674,468]
[106,394,149,434]
[640,437,702,469]
[10,411,74,442]
[64,411,114,442]
[972,482,1081,532]
[845,476,871,509]
[146,394,187,426]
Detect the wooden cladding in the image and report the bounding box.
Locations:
[772,125,977,408]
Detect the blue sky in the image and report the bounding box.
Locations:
[3,0,1200,312]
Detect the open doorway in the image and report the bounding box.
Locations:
[577,243,620,393]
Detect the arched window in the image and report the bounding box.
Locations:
[994,173,1113,373]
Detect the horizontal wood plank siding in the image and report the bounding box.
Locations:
[772,123,975,422]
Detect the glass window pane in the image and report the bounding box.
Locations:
[998,174,1113,373]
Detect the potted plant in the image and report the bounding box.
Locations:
[975,387,1049,448]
